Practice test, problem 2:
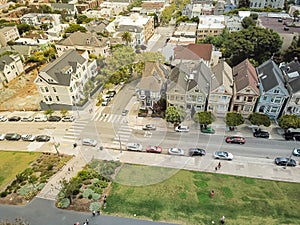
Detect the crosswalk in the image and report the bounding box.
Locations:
[112,124,132,146]
[93,112,127,123]
[62,120,89,143]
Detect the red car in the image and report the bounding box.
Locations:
[225,136,246,144]
[146,145,162,153]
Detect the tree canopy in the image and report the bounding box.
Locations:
[165,106,185,124]
[278,114,300,130]
[248,113,271,127]
[193,111,215,126]
[17,24,34,35]
[225,112,245,127]
[65,24,87,34]
[223,27,282,66]
[121,32,132,45]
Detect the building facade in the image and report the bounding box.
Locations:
[0,26,20,47]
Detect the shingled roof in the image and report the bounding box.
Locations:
[58,32,107,47]
[39,49,86,86]
[174,44,212,61]
[0,55,14,71]
[232,59,259,94]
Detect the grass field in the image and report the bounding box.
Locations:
[0,151,42,190]
[105,164,300,225]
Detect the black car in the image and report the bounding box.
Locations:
[189,148,206,156]
[107,90,116,97]
[253,129,269,138]
[5,133,21,141]
[274,157,297,167]
[8,116,21,122]
[48,116,61,122]
[35,135,51,142]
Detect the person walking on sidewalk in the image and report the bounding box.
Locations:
[217,162,221,170]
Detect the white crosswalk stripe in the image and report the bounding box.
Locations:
[62,120,89,142]
[114,124,132,144]
[93,113,125,123]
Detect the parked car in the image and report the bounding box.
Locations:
[5,133,21,141]
[62,116,75,122]
[21,134,36,142]
[0,134,5,141]
[34,116,47,122]
[292,148,300,157]
[200,127,215,134]
[175,125,189,132]
[82,138,97,147]
[189,148,206,156]
[284,130,300,141]
[253,129,269,138]
[48,116,61,122]
[146,145,162,153]
[225,136,246,144]
[274,157,297,167]
[8,116,21,121]
[107,90,116,97]
[101,100,108,106]
[35,135,51,142]
[122,110,129,116]
[142,124,156,131]
[21,116,34,122]
[0,116,7,122]
[213,151,233,160]
[126,143,143,152]
[168,148,185,156]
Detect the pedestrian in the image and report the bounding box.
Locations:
[104,202,107,208]
[68,167,70,172]
[103,199,107,204]
[92,210,96,216]
[85,218,89,225]
[210,190,215,198]
[215,166,218,171]
[218,162,221,170]
[97,210,100,215]
[220,216,225,224]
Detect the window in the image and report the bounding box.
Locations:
[53,87,56,92]
[45,87,49,92]
[40,87,44,93]
[263,96,267,101]
[48,96,52,101]
[243,105,252,112]
[274,89,279,94]
[247,96,253,102]
[56,96,60,101]
[271,97,282,104]
[269,106,279,113]
[44,96,48,101]
[236,96,240,100]
[11,65,15,69]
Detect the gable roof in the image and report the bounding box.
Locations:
[0,55,14,70]
[136,61,169,91]
[58,32,107,47]
[211,60,233,95]
[232,58,259,94]
[173,44,212,61]
[256,59,286,93]
[39,49,86,86]
[86,20,109,33]
[168,61,213,94]
[281,59,300,94]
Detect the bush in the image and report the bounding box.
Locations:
[89,202,101,211]
[88,194,93,199]
[82,189,94,198]
[57,198,70,208]
[92,193,101,200]
[0,191,7,198]
[18,184,34,197]
[47,164,54,170]
[78,194,83,199]
[73,189,80,195]
[37,183,46,191]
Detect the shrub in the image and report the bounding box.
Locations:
[18,184,34,197]
[57,198,70,208]
[88,194,93,199]
[37,183,46,191]
[82,189,94,198]
[92,193,101,200]
[78,194,83,199]
[89,202,101,211]
[73,189,80,195]
[0,191,7,198]
[47,164,54,170]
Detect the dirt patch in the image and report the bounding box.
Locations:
[0,69,41,112]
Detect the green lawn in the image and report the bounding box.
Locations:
[0,151,42,190]
[105,164,300,225]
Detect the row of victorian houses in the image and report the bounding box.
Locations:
[32,43,300,120]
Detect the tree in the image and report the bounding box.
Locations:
[241,16,256,28]
[17,24,34,35]
[248,113,271,127]
[76,14,88,24]
[64,24,87,34]
[281,35,300,62]
[193,111,215,127]
[278,114,300,130]
[60,109,68,117]
[44,109,54,117]
[238,0,250,8]
[165,106,185,124]
[293,10,299,22]
[121,32,132,46]
[223,27,282,66]
[225,112,245,128]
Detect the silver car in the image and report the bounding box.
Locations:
[168,148,185,156]
[213,151,233,160]
[82,138,97,147]
[21,116,34,122]
[21,134,36,142]
[0,116,7,122]
[126,143,143,152]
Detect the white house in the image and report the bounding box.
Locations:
[34,50,98,107]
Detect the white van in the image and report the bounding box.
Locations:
[126,143,143,152]
[175,125,189,132]
[82,138,97,147]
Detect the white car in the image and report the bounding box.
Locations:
[168,148,185,156]
[34,116,48,122]
[126,143,143,152]
[62,116,75,122]
[142,124,156,131]
[0,134,5,140]
[21,116,34,122]
[21,134,36,142]
[82,138,98,147]
[213,151,233,160]
[175,125,189,132]
[0,116,7,122]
